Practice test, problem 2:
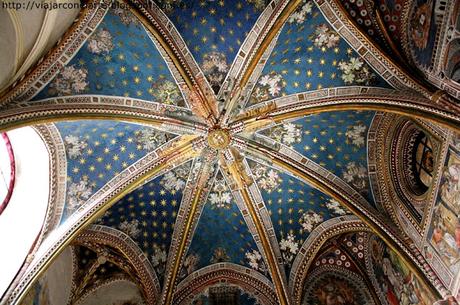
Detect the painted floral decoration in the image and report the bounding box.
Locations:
[112,8,140,26]
[151,245,167,276]
[250,163,281,193]
[118,219,141,239]
[345,124,367,148]
[161,163,191,192]
[338,57,376,85]
[64,135,88,159]
[210,247,231,263]
[201,51,229,93]
[267,123,303,146]
[247,0,268,11]
[279,233,300,266]
[245,249,268,275]
[87,28,114,55]
[151,79,183,106]
[299,210,324,232]
[342,161,369,193]
[180,252,199,279]
[287,0,313,24]
[66,178,93,214]
[251,72,285,104]
[135,128,170,151]
[49,65,88,96]
[209,177,232,209]
[325,199,348,216]
[313,24,340,49]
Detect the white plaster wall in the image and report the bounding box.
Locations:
[0,127,50,297]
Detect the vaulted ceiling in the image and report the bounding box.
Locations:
[1,0,460,305]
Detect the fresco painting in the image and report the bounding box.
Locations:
[429,150,460,274]
[409,0,439,67]
[370,236,436,305]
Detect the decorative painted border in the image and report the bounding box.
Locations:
[218,0,289,122]
[289,215,369,304]
[74,225,161,303]
[1,136,204,305]
[160,152,219,304]
[0,133,15,215]
[32,124,67,243]
[174,263,277,305]
[224,159,287,275]
[230,88,460,131]
[0,0,111,105]
[0,95,206,135]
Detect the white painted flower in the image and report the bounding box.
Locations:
[245,249,268,274]
[180,253,199,278]
[247,0,266,10]
[325,199,347,215]
[87,28,114,54]
[151,79,183,106]
[161,163,190,192]
[251,72,285,104]
[280,233,300,265]
[288,0,313,24]
[313,24,340,49]
[251,164,281,193]
[112,8,139,25]
[202,51,228,92]
[299,210,324,232]
[119,219,141,239]
[268,123,302,146]
[135,128,169,150]
[345,124,367,147]
[66,178,93,214]
[208,175,232,209]
[337,57,376,85]
[342,161,369,192]
[151,245,167,276]
[64,135,88,159]
[259,73,283,96]
[49,65,88,96]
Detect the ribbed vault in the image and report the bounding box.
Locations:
[1,1,460,305]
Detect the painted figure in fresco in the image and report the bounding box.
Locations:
[410,0,434,49]
[371,237,436,305]
[314,279,359,305]
[430,152,460,273]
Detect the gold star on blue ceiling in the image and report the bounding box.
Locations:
[34,8,186,107]
[248,0,390,107]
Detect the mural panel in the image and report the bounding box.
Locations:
[428,149,460,275]
[302,267,375,305]
[369,235,437,305]
[409,0,439,68]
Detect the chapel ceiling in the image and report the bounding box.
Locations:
[2,0,460,304]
